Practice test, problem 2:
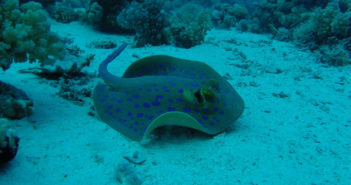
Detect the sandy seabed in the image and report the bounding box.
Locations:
[0,21,350,185]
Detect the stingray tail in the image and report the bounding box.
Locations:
[98,42,128,82]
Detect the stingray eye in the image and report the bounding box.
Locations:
[183,89,214,106]
[202,89,215,102]
[193,89,215,104]
[194,90,204,103]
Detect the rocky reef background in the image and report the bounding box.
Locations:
[1,0,350,70]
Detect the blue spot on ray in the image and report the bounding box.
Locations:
[183,107,191,113]
[202,115,208,120]
[152,101,161,106]
[143,103,150,108]
[176,97,183,102]
[156,94,164,99]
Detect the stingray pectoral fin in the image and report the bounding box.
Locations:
[143,111,208,140]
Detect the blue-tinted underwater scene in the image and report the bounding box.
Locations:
[0,0,350,184]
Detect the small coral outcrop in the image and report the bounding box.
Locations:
[19,0,55,7]
[85,0,135,32]
[293,2,351,44]
[117,1,212,48]
[47,2,80,23]
[0,81,33,119]
[0,0,65,71]
[212,3,248,28]
[169,3,212,48]
[0,118,19,163]
[117,0,170,46]
[85,1,104,26]
[236,0,351,66]
[292,1,351,65]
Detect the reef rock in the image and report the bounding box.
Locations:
[0,81,33,119]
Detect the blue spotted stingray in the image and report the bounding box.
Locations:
[93,43,244,141]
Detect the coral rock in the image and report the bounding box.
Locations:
[0,81,33,119]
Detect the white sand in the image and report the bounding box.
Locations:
[0,21,350,185]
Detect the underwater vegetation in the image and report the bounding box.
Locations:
[19,0,55,7]
[19,0,86,8]
[212,3,248,28]
[168,3,212,48]
[84,0,212,48]
[117,0,212,48]
[82,0,351,65]
[238,0,351,65]
[117,0,170,46]
[85,0,136,32]
[2,0,349,65]
[0,0,65,71]
[16,0,346,65]
[0,0,98,121]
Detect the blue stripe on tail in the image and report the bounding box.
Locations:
[98,42,128,81]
